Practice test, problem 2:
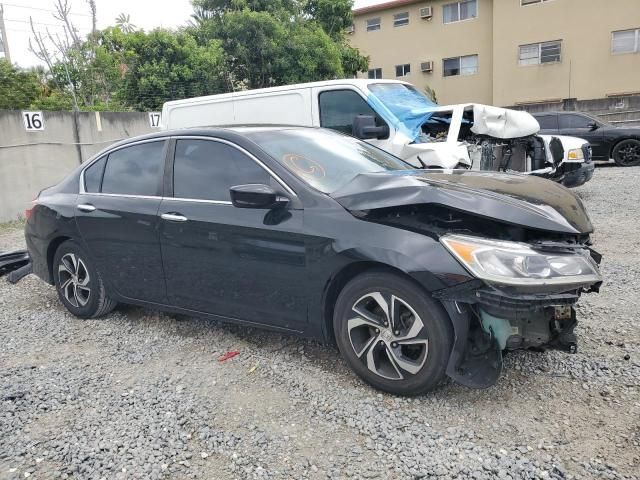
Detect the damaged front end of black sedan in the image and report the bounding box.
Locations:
[331,170,602,389]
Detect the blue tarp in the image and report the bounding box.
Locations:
[367,83,438,142]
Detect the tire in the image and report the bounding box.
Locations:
[612,139,640,167]
[53,240,117,319]
[333,271,453,396]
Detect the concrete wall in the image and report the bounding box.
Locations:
[351,0,494,105]
[0,110,154,222]
[507,94,640,127]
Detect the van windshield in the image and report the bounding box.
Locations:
[368,83,438,141]
[245,128,412,194]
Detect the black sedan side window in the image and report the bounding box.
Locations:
[535,114,558,130]
[173,139,270,202]
[101,141,166,196]
[558,114,591,129]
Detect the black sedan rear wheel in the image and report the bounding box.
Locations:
[333,271,453,396]
[53,240,117,319]
[613,139,640,167]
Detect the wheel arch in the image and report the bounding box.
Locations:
[46,236,72,283]
[321,261,440,345]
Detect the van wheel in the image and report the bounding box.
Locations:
[53,240,117,319]
[333,271,453,396]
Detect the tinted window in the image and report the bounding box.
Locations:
[173,140,270,201]
[102,141,166,196]
[246,128,410,194]
[535,114,558,130]
[84,156,106,193]
[319,90,382,135]
[558,114,591,129]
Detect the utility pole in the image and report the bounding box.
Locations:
[0,4,11,64]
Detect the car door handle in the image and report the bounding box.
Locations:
[161,213,188,222]
[77,203,96,213]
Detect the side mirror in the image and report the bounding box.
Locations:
[352,115,390,140]
[230,184,289,209]
[587,121,599,131]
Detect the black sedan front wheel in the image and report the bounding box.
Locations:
[53,240,117,319]
[334,271,453,396]
[613,139,640,167]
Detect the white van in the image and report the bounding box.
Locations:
[161,79,592,185]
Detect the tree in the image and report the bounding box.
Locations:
[304,0,354,39]
[192,0,368,89]
[0,60,41,109]
[95,28,228,110]
[115,13,137,33]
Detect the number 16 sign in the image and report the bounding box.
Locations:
[23,111,45,131]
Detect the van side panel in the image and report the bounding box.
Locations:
[164,98,235,129]
[233,90,312,126]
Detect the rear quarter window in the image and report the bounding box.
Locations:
[83,156,106,193]
[101,141,166,196]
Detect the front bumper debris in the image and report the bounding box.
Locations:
[434,249,601,389]
[0,250,32,284]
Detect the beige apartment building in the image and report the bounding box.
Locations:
[349,0,640,107]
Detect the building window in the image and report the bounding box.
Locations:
[612,28,640,54]
[443,55,478,77]
[368,68,383,79]
[366,17,381,31]
[393,12,409,27]
[443,0,477,24]
[519,41,561,65]
[395,64,411,77]
[521,0,552,5]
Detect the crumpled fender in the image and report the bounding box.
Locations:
[330,170,593,235]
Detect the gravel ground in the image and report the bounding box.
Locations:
[1,166,638,480]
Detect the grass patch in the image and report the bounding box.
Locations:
[0,217,26,233]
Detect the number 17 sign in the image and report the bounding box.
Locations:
[149,112,161,128]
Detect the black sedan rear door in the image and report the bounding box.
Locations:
[75,140,168,304]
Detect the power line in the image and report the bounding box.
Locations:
[5,17,91,30]
[1,2,91,17]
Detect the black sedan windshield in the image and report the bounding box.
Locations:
[246,128,411,193]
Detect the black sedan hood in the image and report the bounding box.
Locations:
[330,170,593,235]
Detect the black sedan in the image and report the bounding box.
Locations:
[533,111,640,166]
[24,127,602,395]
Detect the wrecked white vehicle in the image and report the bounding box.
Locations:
[411,103,594,187]
[160,79,593,186]
[362,82,593,187]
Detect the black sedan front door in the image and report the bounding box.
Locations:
[159,137,308,330]
[557,113,606,158]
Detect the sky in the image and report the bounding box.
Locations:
[2,0,384,67]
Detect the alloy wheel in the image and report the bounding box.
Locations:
[58,253,91,308]
[617,141,640,166]
[347,292,428,380]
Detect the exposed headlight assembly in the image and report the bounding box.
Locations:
[441,234,601,286]
[567,148,584,161]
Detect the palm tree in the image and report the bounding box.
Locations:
[188,6,213,27]
[115,13,136,33]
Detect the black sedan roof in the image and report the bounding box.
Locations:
[91,125,316,161]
